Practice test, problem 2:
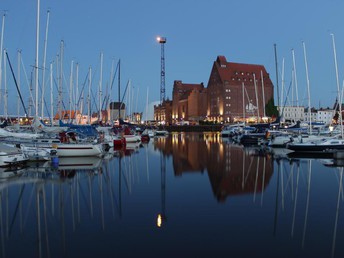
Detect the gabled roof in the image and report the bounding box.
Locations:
[173,80,206,101]
[214,55,270,83]
[173,80,205,91]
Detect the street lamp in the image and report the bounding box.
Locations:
[157,36,166,44]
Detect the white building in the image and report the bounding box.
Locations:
[278,106,335,125]
[316,109,335,124]
[303,108,317,123]
[278,106,305,123]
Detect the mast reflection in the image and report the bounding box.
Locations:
[153,132,274,202]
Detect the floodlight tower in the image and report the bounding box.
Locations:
[157,36,166,105]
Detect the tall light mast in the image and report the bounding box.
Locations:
[157,37,166,105]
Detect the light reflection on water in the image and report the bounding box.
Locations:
[0,132,343,258]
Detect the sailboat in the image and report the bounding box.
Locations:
[287,41,343,155]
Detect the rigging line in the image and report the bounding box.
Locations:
[53,76,66,111]
[76,70,90,108]
[279,81,293,118]
[119,80,130,110]
[90,88,99,114]
[6,52,28,116]
[101,82,109,111]
[102,60,120,111]
[20,58,35,112]
[69,71,89,124]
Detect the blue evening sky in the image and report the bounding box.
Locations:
[1,0,344,117]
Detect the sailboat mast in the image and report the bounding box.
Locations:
[280,57,285,119]
[331,33,343,137]
[274,43,280,108]
[302,41,312,134]
[50,62,53,125]
[3,49,7,119]
[146,87,149,124]
[118,59,121,120]
[242,82,245,123]
[41,10,50,118]
[35,0,40,118]
[253,73,259,120]
[291,49,299,107]
[58,40,64,121]
[108,58,115,124]
[88,67,91,124]
[75,63,79,124]
[260,70,266,117]
[0,13,5,115]
[69,60,74,122]
[99,52,103,123]
[17,50,21,120]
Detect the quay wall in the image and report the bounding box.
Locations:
[159,125,223,132]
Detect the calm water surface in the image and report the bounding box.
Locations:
[0,132,343,258]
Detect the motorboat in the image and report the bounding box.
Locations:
[220,123,244,137]
[287,135,344,153]
[3,134,107,157]
[0,143,28,167]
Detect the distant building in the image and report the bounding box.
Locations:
[54,110,80,120]
[317,108,335,124]
[91,110,109,124]
[278,106,305,123]
[109,102,126,121]
[154,100,172,125]
[132,112,143,124]
[172,80,207,124]
[278,105,335,125]
[207,56,274,123]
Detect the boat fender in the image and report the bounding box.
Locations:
[51,156,59,168]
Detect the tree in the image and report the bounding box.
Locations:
[265,98,279,117]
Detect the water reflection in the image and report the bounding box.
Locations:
[153,132,274,202]
[0,133,343,257]
[0,156,118,258]
[271,157,344,258]
[152,133,344,257]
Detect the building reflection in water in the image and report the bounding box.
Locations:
[153,132,274,202]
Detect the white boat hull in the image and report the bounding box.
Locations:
[123,135,141,143]
[55,143,104,157]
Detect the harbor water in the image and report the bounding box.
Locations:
[0,132,343,258]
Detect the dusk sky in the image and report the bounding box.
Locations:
[2,0,344,117]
